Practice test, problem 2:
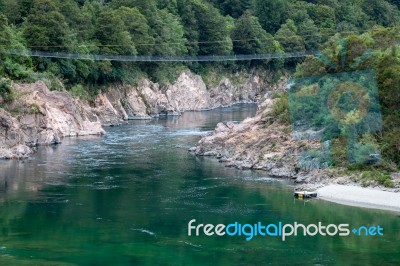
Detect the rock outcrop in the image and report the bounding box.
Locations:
[0,81,105,159]
[0,108,32,159]
[190,78,326,181]
[93,71,266,125]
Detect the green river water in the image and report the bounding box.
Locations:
[0,104,399,265]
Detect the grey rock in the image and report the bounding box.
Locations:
[203,151,218,157]
[1,81,105,159]
[93,70,268,125]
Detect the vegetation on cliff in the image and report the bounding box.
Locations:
[270,27,400,182]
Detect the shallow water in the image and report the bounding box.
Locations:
[0,104,399,265]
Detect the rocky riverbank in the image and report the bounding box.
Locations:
[0,70,269,159]
[190,82,307,177]
[190,79,400,192]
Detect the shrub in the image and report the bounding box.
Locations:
[331,137,348,167]
[383,179,395,188]
[0,79,15,103]
[69,85,91,101]
[271,93,290,124]
[28,103,41,114]
[359,170,394,187]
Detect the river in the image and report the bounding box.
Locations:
[0,104,399,265]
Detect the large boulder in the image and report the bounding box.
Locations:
[1,81,105,159]
[14,81,105,139]
[0,108,32,159]
[165,71,211,111]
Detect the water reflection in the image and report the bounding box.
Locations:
[0,147,67,199]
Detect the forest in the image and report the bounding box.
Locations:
[0,0,399,170]
[0,0,399,86]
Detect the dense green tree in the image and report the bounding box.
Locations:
[0,14,32,79]
[59,0,93,41]
[92,8,137,83]
[361,0,400,26]
[275,19,305,53]
[110,0,159,24]
[376,53,400,165]
[177,0,200,55]
[253,0,288,33]
[377,54,400,112]
[79,0,104,39]
[157,0,178,14]
[231,12,275,55]
[0,14,10,50]
[275,19,305,66]
[110,0,187,56]
[310,4,336,29]
[210,0,251,18]
[152,9,187,56]
[1,0,23,24]
[286,1,311,25]
[22,0,70,51]
[316,0,339,8]
[298,19,322,50]
[192,1,232,55]
[8,0,34,24]
[116,6,155,55]
[335,0,369,30]
[387,0,400,7]
[95,9,136,55]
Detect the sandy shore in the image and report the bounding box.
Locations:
[317,185,400,212]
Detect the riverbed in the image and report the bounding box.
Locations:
[0,104,399,265]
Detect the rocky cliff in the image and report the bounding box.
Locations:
[0,70,268,159]
[93,71,266,125]
[0,81,105,159]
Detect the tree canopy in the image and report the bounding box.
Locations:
[0,0,398,84]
